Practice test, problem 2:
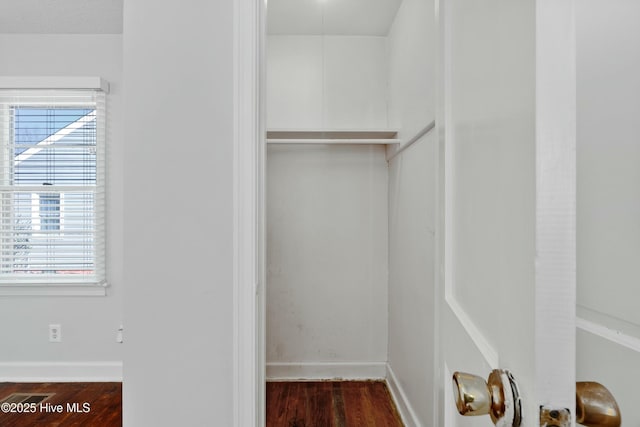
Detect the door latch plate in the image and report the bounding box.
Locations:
[540,406,571,427]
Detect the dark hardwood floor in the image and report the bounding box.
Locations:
[1,380,399,426]
[267,381,404,427]
[0,382,121,427]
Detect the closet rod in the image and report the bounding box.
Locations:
[267,138,400,145]
[386,120,436,162]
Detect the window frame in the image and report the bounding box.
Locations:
[0,77,108,296]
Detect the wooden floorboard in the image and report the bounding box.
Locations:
[0,382,121,427]
[267,381,404,427]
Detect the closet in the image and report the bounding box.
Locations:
[265,25,394,378]
[265,0,437,424]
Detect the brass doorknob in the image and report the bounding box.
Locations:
[576,382,621,427]
[452,369,521,427]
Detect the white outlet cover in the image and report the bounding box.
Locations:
[49,324,62,342]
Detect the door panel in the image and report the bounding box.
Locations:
[442,308,495,427]
[436,0,576,425]
[576,1,640,425]
[577,0,640,328]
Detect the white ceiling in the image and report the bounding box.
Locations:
[0,0,123,34]
[0,0,399,37]
[267,0,403,36]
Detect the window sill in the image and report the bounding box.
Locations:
[0,284,107,297]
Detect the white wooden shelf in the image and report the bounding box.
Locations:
[266,129,400,145]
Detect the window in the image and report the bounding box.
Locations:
[0,87,106,289]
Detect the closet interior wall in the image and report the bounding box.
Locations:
[266,34,390,379]
[385,0,436,425]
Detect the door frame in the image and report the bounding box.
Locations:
[233,0,266,426]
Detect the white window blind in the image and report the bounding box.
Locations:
[0,89,106,287]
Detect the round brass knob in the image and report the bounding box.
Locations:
[452,371,491,416]
[452,369,521,427]
[576,381,621,427]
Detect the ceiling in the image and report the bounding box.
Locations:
[267,0,403,36]
[0,0,123,34]
[0,0,400,36]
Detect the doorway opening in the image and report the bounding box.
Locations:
[263,0,437,425]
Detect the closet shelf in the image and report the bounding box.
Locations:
[266,129,400,145]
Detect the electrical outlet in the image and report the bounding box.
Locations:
[49,324,62,342]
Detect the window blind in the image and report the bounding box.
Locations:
[0,89,106,286]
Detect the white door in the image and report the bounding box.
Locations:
[576,1,640,426]
[436,1,577,426]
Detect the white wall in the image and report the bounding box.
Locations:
[387,132,436,426]
[266,144,388,378]
[576,1,640,425]
[122,0,234,425]
[386,0,435,142]
[267,35,388,130]
[266,32,390,379]
[0,34,123,380]
[385,1,436,425]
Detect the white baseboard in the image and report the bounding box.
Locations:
[0,361,123,382]
[386,363,422,427]
[266,361,386,381]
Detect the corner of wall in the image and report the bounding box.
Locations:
[385,363,423,427]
